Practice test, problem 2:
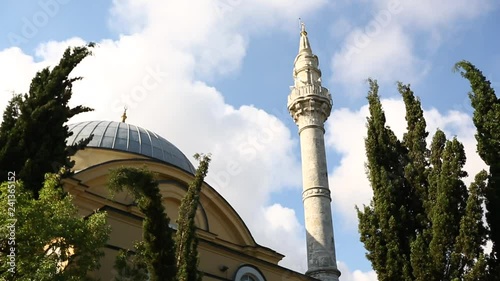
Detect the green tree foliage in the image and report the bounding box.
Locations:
[0,173,110,280]
[0,44,94,197]
[357,79,414,281]
[113,242,148,281]
[175,153,211,281]
[428,137,468,279]
[108,167,176,281]
[454,61,500,277]
[399,82,428,231]
[358,79,490,280]
[109,154,211,281]
[453,171,489,281]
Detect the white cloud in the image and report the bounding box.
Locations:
[261,204,307,271]
[338,261,378,281]
[326,106,373,224]
[329,17,353,39]
[485,240,493,255]
[331,25,429,95]
[327,98,487,226]
[34,37,88,63]
[330,0,497,92]
[0,47,46,107]
[218,0,328,33]
[424,108,486,183]
[0,0,332,273]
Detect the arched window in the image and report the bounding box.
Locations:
[240,274,257,281]
[234,265,265,281]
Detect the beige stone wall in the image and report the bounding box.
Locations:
[65,150,313,281]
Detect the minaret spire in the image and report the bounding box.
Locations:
[287,23,341,281]
[299,21,312,53]
[292,21,321,89]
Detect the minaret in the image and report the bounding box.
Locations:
[287,23,341,281]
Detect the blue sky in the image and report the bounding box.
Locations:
[1,1,499,280]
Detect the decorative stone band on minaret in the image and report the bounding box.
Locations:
[288,23,341,281]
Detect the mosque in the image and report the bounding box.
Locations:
[64,24,341,281]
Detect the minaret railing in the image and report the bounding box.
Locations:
[288,84,331,103]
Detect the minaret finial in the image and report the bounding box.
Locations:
[300,19,307,35]
[298,19,311,53]
[121,106,128,123]
[292,19,320,86]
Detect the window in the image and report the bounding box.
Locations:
[234,265,265,281]
[240,274,257,281]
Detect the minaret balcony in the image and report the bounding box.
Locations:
[287,84,333,126]
[288,84,332,105]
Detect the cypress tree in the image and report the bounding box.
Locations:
[175,153,211,281]
[454,61,500,277]
[400,82,428,231]
[108,167,176,281]
[357,79,413,281]
[0,44,94,197]
[452,170,488,280]
[428,137,468,280]
[360,78,490,280]
[108,156,211,281]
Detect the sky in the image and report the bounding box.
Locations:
[1,0,499,280]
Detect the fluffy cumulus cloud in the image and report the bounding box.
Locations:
[330,0,497,93]
[338,262,378,281]
[331,25,429,94]
[326,97,487,226]
[0,0,330,273]
[262,204,307,271]
[0,47,47,99]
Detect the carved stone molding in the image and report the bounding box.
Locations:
[289,97,331,123]
[302,186,331,201]
[288,85,333,128]
[288,84,331,102]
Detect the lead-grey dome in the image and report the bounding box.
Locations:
[67,121,195,174]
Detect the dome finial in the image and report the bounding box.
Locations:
[121,106,128,123]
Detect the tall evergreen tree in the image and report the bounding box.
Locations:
[0,44,94,197]
[175,153,211,281]
[109,155,211,281]
[360,79,489,280]
[454,61,500,277]
[398,82,433,281]
[452,170,488,280]
[108,167,177,281]
[399,82,428,231]
[357,79,414,281]
[409,130,447,281]
[428,137,468,280]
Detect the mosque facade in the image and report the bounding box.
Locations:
[64,25,340,281]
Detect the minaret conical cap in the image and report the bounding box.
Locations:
[299,22,312,54]
[292,21,321,81]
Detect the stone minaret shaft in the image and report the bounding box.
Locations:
[287,23,340,281]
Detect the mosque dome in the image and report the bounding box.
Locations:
[67,121,196,174]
